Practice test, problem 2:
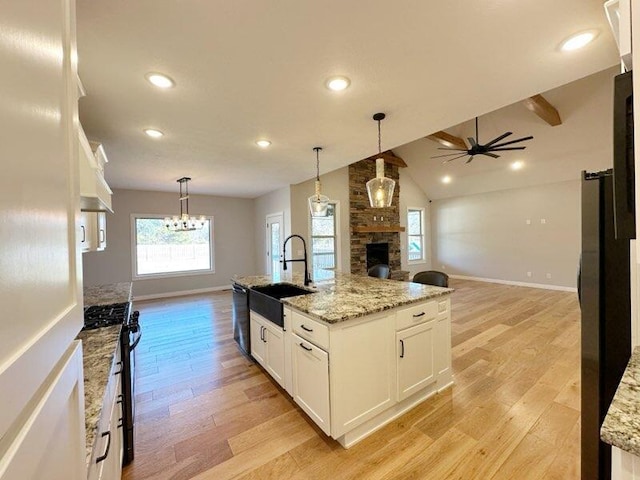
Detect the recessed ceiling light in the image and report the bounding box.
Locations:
[145,72,175,88]
[561,30,597,52]
[256,139,271,148]
[144,128,164,138]
[511,160,524,171]
[326,76,351,91]
[441,175,452,184]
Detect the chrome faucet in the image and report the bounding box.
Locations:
[282,234,312,286]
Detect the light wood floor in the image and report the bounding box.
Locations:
[122,279,581,480]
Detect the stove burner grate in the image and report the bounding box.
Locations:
[83,302,130,330]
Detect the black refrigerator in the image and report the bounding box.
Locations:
[580,169,631,480]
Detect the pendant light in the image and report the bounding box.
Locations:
[308,147,330,217]
[366,113,396,208]
[164,177,206,231]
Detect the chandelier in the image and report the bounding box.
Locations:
[164,177,206,231]
[366,113,395,208]
[308,147,329,217]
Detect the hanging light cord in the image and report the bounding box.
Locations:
[378,119,382,154]
[315,147,321,181]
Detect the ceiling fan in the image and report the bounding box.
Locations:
[432,117,533,164]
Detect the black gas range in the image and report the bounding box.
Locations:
[83,302,141,465]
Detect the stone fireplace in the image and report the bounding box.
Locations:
[349,154,409,281]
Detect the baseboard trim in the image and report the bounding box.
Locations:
[448,274,577,292]
[133,284,232,301]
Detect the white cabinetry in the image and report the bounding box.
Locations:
[291,333,330,435]
[87,342,123,480]
[606,0,632,71]
[79,211,107,253]
[79,125,113,213]
[250,313,285,388]
[396,321,435,401]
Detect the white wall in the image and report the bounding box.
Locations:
[430,180,580,288]
[253,186,292,275]
[399,169,432,278]
[290,167,350,274]
[83,189,255,297]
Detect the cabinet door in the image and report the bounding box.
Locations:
[79,211,96,252]
[264,322,285,388]
[250,316,266,366]
[292,334,330,435]
[96,212,107,251]
[396,321,436,401]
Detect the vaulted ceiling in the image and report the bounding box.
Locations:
[76,0,619,198]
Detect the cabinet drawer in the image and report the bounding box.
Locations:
[291,311,329,350]
[396,301,437,331]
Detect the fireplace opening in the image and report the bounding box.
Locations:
[366,243,389,270]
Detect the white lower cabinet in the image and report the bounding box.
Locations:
[259,296,452,448]
[250,313,285,388]
[87,342,123,480]
[291,333,330,435]
[396,321,436,401]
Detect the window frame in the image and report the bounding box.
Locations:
[130,213,215,280]
[308,201,340,272]
[407,207,426,264]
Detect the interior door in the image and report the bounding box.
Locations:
[266,213,284,275]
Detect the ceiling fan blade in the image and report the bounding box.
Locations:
[432,152,470,159]
[442,153,470,164]
[483,132,512,148]
[490,136,534,149]
[437,147,467,151]
[482,152,500,158]
[489,146,527,151]
[467,137,477,147]
[465,155,474,164]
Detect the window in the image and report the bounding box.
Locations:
[132,215,214,278]
[407,208,425,262]
[310,203,337,271]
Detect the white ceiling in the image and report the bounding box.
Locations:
[397,66,619,200]
[76,0,619,198]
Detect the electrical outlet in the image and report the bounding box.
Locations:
[441,265,446,270]
[297,249,303,256]
[540,218,546,224]
[526,219,531,225]
[546,273,552,279]
[526,271,532,277]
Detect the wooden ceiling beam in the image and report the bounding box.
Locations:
[364,150,408,168]
[522,94,562,126]
[426,131,467,150]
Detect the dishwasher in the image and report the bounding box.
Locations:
[232,282,251,356]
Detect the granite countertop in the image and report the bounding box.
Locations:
[76,325,121,465]
[84,282,132,307]
[232,271,453,324]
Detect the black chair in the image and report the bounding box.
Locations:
[412,270,449,287]
[368,264,390,279]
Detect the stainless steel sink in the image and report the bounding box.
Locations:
[250,283,314,328]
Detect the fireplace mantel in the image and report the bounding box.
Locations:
[352,226,406,233]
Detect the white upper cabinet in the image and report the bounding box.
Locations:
[79,125,113,213]
[605,0,632,71]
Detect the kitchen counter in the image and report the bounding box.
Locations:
[84,281,132,307]
[76,325,121,464]
[232,271,453,324]
[601,346,640,457]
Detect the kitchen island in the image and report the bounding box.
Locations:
[233,272,453,447]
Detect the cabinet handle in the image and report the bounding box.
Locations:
[299,343,312,352]
[116,394,123,405]
[114,361,123,375]
[95,431,111,463]
[412,312,425,318]
[99,229,105,243]
[301,324,313,332]
[81,225,86,243]
[400,339,405,358]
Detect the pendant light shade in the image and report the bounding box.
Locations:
[366,113,395,208]
[308,147,330,217]
[164,177,206,231]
